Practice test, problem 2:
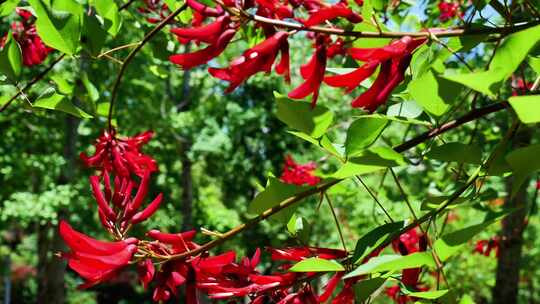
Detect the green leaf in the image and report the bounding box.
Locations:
[28,0,82,55]
[508,95,540,124]
[287,214,311,243]
[426,142,482,164]
[528,56,540,74]
[352,221,405,264]
[353,277,387,303]
[345,116,388,157]
[95,0,121,36]
[82,13,107,56]
[33,89,93,118]
[409,69,460,116]
[332,147,405,178]
[353,22,391,49]
[406,290,449,299]
[506,144,540,196]
[81,72,99,102]
[387,101,424,119]
[0,0,20,16]
[344,252,436,279]
[0,32,22,82]
[289,258,345,272]
[247,177,312,222]
[444,24,540,96]
[50,74,74,95]
[459,295,476,304]
[433,210,513,261]
[275,92,334,138]
[287,131,342,159]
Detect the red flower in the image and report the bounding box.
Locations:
[208,31,289,92]
[2,8,52,66]
[170,15,230,45]
[59,221,138,288]
[324,36,426,112]
[170,29,236,69]
[143,230,200,302]
[288,35,327,106]
[90,171,164,232]
[280,155,321,186]
[438,1,461,22]
[186,0,224,17]
[473,237,500,257]
[80,128,157,177]
[302,3,362,26]
[255,0,294,19]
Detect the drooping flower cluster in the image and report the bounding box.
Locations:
[63,129,368,303]
[164,0,425,111]
[280,155,321,186]
[80,129,157,177]
[324,36,426,111]
[1,8,52,66]
[473,237,500,257]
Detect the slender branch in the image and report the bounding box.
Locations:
[0,54,66,113]
[166,180,341,261]
[325,193,348,252]
[160,98,513,262]
[355,176,394,222]
[394,101,508,153]
[97,42,141,58]
[107,3,188,129]
[242,12,540,39]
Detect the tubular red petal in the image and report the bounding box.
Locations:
[303,5,362,27]
[275,41,291,82]
[170,16,229,44]
[319,272,344,302]
[90,176,116,220]
[130,193,164,224]
[323,61,378,92]
[103,170,112,202]
[288,43,326,106]
[126,171,150,217]
[59,221,137,255]
[186,0,222,16]
[169,29,235,69]
[147,229,197,244]
[138,259,155,289]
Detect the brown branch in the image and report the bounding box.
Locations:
[394,101,509,153]
[167,180,341,261]
[244,12,540,39]
[0,54,65,112]
[163,100,512,262]
[108,3,188,129]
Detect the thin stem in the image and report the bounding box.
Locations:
[107,3,189,130]
[97,42,141,58]
[355,176,394,222]
[325,193,348,252]
[389,168,417,219]
[0,54,65,112]
[241,12,539,39]
[155,99,513,263]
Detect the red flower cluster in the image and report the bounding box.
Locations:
[438,1,461,22]
[386,228,428,303]
[325,36,426,111]
[80,129,157,177]
[1,8,52,66]
[280,155,321,186]
[473,237,500,257]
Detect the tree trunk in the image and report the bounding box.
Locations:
[492,128,532,304]
[37,114,79,304]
